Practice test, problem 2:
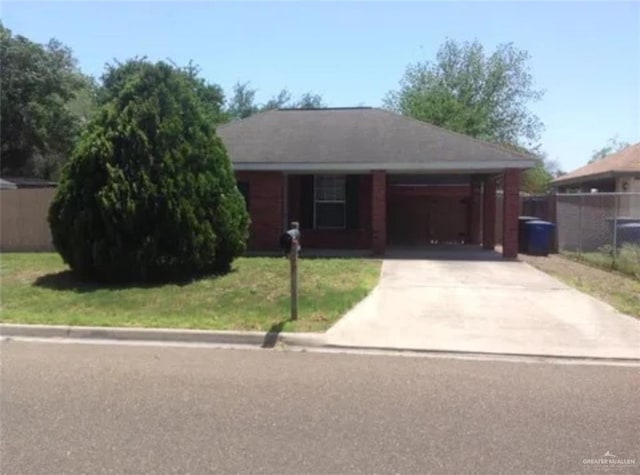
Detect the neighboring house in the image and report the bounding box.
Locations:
[551,143,640,249]
[217,107,535,258]
[552,143,640,193]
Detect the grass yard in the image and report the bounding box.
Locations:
[520,252,640,318]
[0,253,381,332]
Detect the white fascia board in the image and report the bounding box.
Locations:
[232,160,535,172]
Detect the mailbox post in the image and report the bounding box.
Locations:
[283,222,301,321]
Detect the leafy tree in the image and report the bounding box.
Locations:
[49,60,249,282]
[262,89,292,110]
[384,39,544,149]
[182,61,228,125]
[227,82,260,119]
[521,154,562,194]
[263,89,325,109]
[589,136,629,163]
[66,74,98,125]
[226,83,326,119]
[292,92,325,109]
[0,23,90,178]
[499,143,560,194]
[99,59,227,125]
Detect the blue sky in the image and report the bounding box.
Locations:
[2,1,639,171]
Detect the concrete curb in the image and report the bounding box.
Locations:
[0,323,326,348]
[319,343,640,364]
[3,324,637,364]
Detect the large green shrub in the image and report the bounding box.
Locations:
[49,60,249,282]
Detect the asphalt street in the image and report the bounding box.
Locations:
[1,340,638,474]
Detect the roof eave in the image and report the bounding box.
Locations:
[233,160,535,173]
[552,170,637,186]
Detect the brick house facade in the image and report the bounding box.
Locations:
[218,108,534,258]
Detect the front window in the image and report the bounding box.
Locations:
[314,175,346,229]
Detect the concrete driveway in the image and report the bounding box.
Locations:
[325,248,640,359]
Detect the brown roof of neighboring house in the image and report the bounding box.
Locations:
[553,143,640,185]
[217,107,536,172]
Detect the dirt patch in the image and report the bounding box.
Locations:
[520,253,640,318]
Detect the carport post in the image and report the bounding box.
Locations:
[612,194,619,261]
[502,169,520,258]
[469,176,483,245]
[482,176,497,250]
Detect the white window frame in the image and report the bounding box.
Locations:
[313,175,346,230]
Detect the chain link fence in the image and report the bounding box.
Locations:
[556,192,640,254]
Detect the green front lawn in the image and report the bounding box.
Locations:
[0,253,381,332]
[520,253,640,318]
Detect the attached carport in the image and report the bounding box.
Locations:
[381,168,521,258]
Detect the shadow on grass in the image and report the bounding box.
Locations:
[262,319,290,348]
[32,268,235,293]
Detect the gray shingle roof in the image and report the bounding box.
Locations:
[217,107,535,172]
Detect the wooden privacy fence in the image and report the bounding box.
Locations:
[0,188,56,251]
[521,194,557,222]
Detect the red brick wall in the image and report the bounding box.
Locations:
[388,185,471,197]
[299,229,370,249]
[235,171,284,251]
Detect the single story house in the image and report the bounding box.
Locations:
[217,107,536,258]
[552,142,640,226]
[552,143,640,193]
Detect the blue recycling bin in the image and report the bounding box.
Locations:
[616,223,640,248]
[606,217,640,234]
[525,220,556,256]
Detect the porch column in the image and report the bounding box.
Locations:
[469,176,482,244]
[502,168,521,258]
[482,175,497,250]
[371,170,387,255]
